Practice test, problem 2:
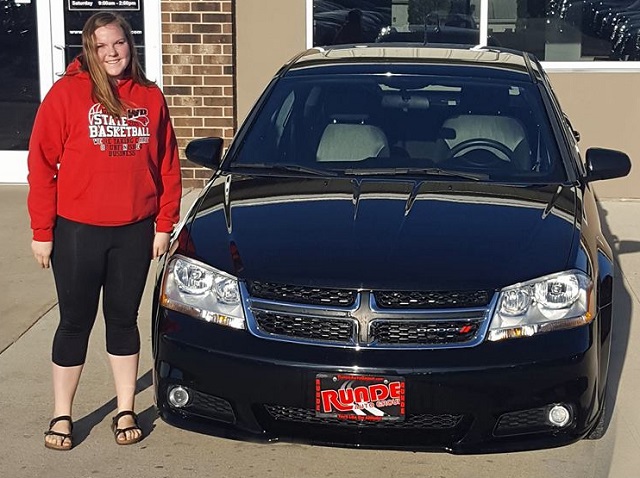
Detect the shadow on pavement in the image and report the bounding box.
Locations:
[72,369,158,445]
[596,203,635,437]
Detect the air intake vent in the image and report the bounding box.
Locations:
[375,290,491,309]
[250,281,357,306]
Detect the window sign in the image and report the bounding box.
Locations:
[68,0,141,11]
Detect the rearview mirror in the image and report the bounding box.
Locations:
[584,148,631,183]
[185,137,224,170]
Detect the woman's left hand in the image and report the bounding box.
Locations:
[153,232,171,259]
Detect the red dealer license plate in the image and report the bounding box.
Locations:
[315,373,405,422]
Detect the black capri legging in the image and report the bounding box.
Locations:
[51,216,154,367]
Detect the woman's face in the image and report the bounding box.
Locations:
[94,23,131,79]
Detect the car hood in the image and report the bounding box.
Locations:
[186,175,579,291]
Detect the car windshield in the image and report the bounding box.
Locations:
[229,74,567,183]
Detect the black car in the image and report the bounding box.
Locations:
[152,45,631,454]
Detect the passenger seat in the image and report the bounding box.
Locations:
[316,123,390,162]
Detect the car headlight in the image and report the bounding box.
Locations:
[160,254,245,329]
[488,271,594,341]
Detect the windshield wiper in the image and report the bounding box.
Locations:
[342,167,488,181]
[230,163,336,177]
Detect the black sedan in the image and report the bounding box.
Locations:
[152,44,631,453]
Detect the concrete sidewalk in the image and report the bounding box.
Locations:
[1,184,639,478]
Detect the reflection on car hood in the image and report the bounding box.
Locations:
[187,175,579,291]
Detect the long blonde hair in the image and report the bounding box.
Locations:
[78,12,154,118]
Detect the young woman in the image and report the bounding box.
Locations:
[27,12,182,450]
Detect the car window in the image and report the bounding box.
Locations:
[231,74,567,183]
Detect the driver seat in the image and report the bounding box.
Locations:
[437,115,531,170]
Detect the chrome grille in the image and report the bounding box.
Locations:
[244,283,494,349]
[264,405,463,429]
[375,290,491,309]
[249,281,357,306]
[253,310,355,343]
[370,319,483,345]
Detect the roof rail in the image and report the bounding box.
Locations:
[522,52,540,84]
[276,48,323,78]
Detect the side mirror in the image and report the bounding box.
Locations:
[185,137,224,170]
[584,147,631,182]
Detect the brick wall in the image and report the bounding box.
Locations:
[160,0,235,188]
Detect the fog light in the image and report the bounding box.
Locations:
[547,404,571,427]
[168,385,191,408]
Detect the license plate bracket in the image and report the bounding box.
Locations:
[315,373,405,422]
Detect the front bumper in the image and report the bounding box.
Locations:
[153,309,604,454]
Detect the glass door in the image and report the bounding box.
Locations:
[0,0,161,183]
[0,0,41,182]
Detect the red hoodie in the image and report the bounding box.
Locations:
[27,59,182,241]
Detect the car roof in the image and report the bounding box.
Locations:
[280,44,541,82]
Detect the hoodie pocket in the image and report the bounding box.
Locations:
[59,158,158,224]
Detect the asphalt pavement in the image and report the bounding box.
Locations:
[1,184,639,478]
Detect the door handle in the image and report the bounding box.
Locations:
[53,44,66,77]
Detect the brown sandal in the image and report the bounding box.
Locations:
[111,410,143,445]
[44,415,73,451]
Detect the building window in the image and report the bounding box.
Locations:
[311,1,640,67]
[313,1,392,46]
[313,1,479,46]
[488,0,640,62]
[0,0,39,150]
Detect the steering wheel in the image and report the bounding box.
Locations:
[448,139,513,168]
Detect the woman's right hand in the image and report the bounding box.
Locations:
[31,240,53,268]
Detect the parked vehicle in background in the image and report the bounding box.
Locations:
[376,13,481,45]
[152,44,631,453]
